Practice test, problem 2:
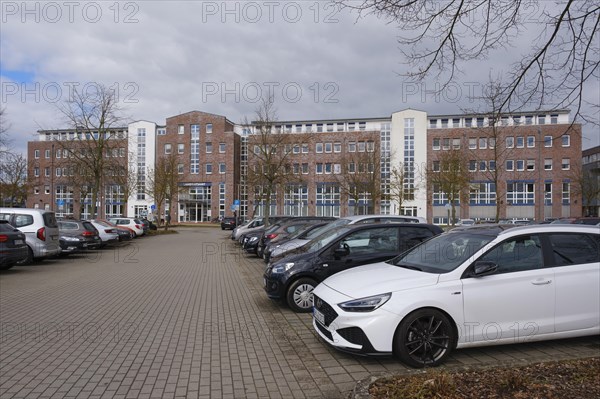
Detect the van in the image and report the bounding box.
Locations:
[0,208,61,264]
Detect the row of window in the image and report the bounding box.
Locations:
[274,121,368,133]
[429,114,560,129]
[432,182,571,205]
[251,140,376,156]
[176,163,227,175]
[34,147,127,159]
[432,134,570,151]
[431,157,571,172]
[43,131,127,141]
[164,142,226,155]
[173,124,213,135]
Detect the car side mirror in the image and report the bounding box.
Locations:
[333,247,350,259]
[473,261,498,277]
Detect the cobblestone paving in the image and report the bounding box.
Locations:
[1,227,598,399]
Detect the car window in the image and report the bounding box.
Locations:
[338,227,398,254]
[13,214,34,228]
[478,235,543,274]
[43,212,58,228]
[0,213,11,221]
[547,233,600,266]
[0,221,17,232]
[399,227,436,252]
[59,221,79,230]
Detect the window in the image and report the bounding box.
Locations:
[433,138,441,150]
[316,163,323,174]
[178,143,184,154]
[286,125,293,133]
[468,138,477,149]
[177,164,184,174]
[34,150,40,158]
[316,143,323,153]
[562,182,570,204]
[478,235,543,274]
[56,168,61,177]
[489,160,496,171]
[178,125,184,134]
[326,123,334,132]
[348,122,355,131]
[544,159,553,170]
[205,164,212,174]
[525,115,533,125]
[359,122,366,131]
[337,123,344,131]
[507,182,535,204]
[296,124,302,133]
[429,119,437,128]
[333,164,341,174]
[562,158,570,170]
[479,137,487,149]
[348,142,356,152]
[550,114,558,124]
[516,136,524,148]
[333,142,341,153]
[476,117,484,127]
[293,163,300,174]
[479,161,487,171]
[506,160,514,171]
[547,234,599,266]
[469,182,497,205]
[324,163,332,174]
[434,160,442,172]
[34,187,40,195]
[44,167,50,177]
[452,139,461,149]
[305,124,312,132]
[516,160,525,171]
[527,136,535,148]
[45,149,50,158]
[324,143,332,153]
[206,142,212,153]
[468,160,476,172]
[34,167,40,177]
[302,143,309,154]
[302,163,309,174]
[348,162,356,173]
[441,119,448,128]
[544,183,552,205]
[206,124,212,134]
[45,186,50,195]
[219,163,226,174]
[488,138,496,149]
[358,142,366,152]
[538,115,546,125]
[465,118,473,127]
[219,142,226,153]
[506,137,514,148]
[442,138,450,150]
[501,116,509,126]
[164,144,172,154]
[562,135,570,147]
[527,159,535,171]
[544,136,552,147]
[452,118,460,127]
[293,144,300,154]
[367,141,375,152]
[317,124,323,132]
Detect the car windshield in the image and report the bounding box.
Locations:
[303,226,352,253]
[388,232,495,273]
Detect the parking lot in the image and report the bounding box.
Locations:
[1,227,598,399]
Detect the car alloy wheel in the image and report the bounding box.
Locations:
[395,308,456,368]
[286,278,316,313]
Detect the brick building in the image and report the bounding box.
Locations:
[582,146,600,217]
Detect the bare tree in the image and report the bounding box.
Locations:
[337,1,599,124]
[427,149,471,225]
[0,106,12,157]
[568,159,600,216]
[387,161,418,215]
[245,98,309,225]
[335,140,381,215]
[55,84,128,218]
[0,153,30,207]
[146,152,181,230]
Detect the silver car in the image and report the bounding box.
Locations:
[0,208,61,264]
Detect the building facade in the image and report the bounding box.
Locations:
[582,146,600,217]
[25,108,583,223]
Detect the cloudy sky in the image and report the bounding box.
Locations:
[1,0,598,155]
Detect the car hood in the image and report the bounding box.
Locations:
[321,261,440,298]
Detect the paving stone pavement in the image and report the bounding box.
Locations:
[1,227,598,399]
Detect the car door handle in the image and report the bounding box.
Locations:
[531,279,552,285]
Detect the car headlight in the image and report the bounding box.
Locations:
[248,236,258,243]
[271,262,295,274]
[338,293,391,312]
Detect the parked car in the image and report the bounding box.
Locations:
[87,219,120,247]
[221,217,237,230]
[312,224,600,368]
[232,216,291,241]
[0,220,28,270]
[574,217,600,225]
[0,208,61,264]
[140,218,157,231]
[241,230,265,254]
[108,217,145,237]
[264,222,331,264]
[264,223,443,312]
[256,218,336,258]
[57,219,102,254]
[268,214,425,263]
[92,219,134,242]
[456,218,475,226]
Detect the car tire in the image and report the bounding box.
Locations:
[394,308,456,368]
[286,278,317,313]
[16,247,34,266]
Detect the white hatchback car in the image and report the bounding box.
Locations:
[312,224,600,368]
[108,218,145,237]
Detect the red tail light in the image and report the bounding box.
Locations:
[105,229,115,233]
[135,225,141,229]
[266,233,278,239]
[0,235,8,243]
[82,231,95,237]
[37,227,46,241]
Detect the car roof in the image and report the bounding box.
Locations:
[449,223,599,237]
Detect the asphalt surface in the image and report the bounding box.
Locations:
[1,227,598,398]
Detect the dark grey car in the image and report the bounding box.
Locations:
[58,220,102,254]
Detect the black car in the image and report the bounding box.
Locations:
[263,222,329,264]
[242,230,265,254]
[57,220,102,254]
[263,223,443,312]
[0,220,28,270]
[221,217,237,230]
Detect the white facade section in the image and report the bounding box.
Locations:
[127,121,158,219]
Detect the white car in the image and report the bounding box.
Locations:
[108,217,145,237]
[312,224,600,368]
